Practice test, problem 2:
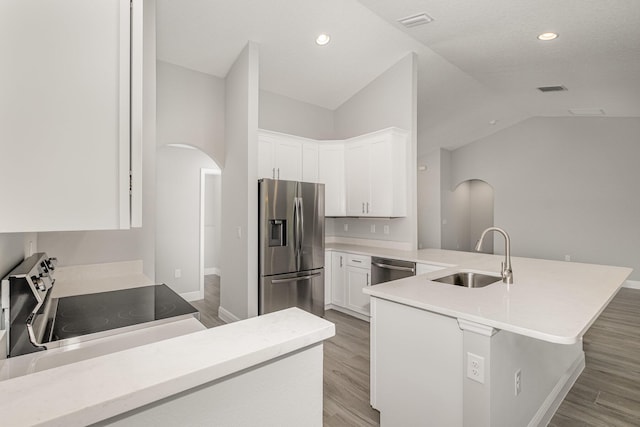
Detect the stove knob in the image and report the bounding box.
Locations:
[35,277,46,292]
[46,257,58,271]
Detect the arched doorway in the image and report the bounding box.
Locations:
[155,144,221,308]
[442,179,495,253]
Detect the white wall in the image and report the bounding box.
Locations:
[37,0,157,279]
[330,53,418,249]
[156,146,217,297]
[417,149,444,249]
[220,42,260,321]
[157,60,225,166]
[259,90,334,140]
[449,116,640,280]
[204,173,221,273]
[442,180,494,253]
[0,234,33,278]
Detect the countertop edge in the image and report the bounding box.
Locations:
[0,308,335,427]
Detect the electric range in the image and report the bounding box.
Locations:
[1,253,199,358]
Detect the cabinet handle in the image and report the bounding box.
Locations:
[366,202,369,213]
[277,168,280,179]
[362,202,365,213]
[272,168,275,179]
[340,256,343,267]
[352,259,362,263]
[367,273,369,286]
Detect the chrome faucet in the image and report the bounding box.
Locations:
[475,227,513,284]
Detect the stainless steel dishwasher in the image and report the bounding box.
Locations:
[371,257,416,285]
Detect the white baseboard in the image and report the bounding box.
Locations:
[326,304,371,322]
[623,280,640,290]
[180,290,204,302]
[218,306,240,324]
[204,267,221,276]
[529,352,585,427]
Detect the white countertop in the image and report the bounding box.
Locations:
[0,308,335,426]
[328,244,632,344]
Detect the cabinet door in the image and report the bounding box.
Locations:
[344,143,370,216]
[346,266,371,315]
[274,139,302,181]
[331,252,346,307]
[318,143,345,216]
[368,138,393,216]
[0,0,136,232]
[258,135,275,179]
[302,141,319,183]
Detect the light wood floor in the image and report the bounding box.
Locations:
[193,277,640,426]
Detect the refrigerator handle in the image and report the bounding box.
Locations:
[299,196,304,260]
[293,197,299,271]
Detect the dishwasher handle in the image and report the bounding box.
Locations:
[372,262,415,273]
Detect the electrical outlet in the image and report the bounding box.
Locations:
[370,224,376,233]
[515,369,522,395]
[383,225,390,234]
[344,223,348,231]
[565,255,571,262]
[236,226,242,239]
[466,352,485,384]
[174,269,181,279]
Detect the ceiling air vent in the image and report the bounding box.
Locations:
[537,85,567,93]
[398,13,434,28]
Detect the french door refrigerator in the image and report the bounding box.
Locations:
[259,179,325,317]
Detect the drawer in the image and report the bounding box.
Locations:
[347,254,371,269]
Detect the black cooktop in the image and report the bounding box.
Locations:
[52,284,198,341]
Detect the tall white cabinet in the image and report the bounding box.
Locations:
[0,0,142,232]
[258,130,303,181]
[345,128,408,217]
[318,143,346,217]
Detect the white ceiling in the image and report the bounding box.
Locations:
[156,0,640,150]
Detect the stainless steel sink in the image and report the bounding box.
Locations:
[432,271,502,288]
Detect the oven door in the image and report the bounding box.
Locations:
[371,257,416,285]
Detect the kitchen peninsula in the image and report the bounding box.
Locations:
[328,244,632,427]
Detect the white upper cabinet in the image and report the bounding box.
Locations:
[345,128,408,218]
[257,127,407,218]
[0,0,142,232]
[318,142,345,217]
[302,141,319,183]
[258,130,303,181]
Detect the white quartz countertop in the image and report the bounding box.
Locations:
[0,308,334,427]
[328,244,632,344]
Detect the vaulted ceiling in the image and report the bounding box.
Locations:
[157,0,640,151]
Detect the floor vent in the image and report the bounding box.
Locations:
[537,85,567,92]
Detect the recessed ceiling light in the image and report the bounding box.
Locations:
[537,32,558,41]
[316,34,331,46]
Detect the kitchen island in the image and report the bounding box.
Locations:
[328,244,631,427]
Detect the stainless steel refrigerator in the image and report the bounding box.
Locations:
[259,179,325,317]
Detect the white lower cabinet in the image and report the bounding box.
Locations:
[346,264,371,315]
[328,251,372,317]
[330,252,346,307]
